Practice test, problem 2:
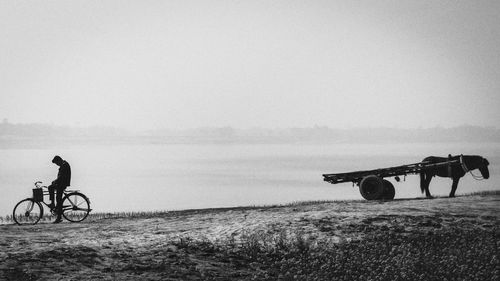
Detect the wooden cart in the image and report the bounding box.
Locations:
[322,159,460,200]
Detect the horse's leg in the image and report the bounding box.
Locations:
[449,177,460,198]
[424,175,433,198]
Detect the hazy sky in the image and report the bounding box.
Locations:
[1,0,499,130]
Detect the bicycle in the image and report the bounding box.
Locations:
[12,181,92,225]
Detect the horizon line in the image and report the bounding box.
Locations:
[1,120,498,132]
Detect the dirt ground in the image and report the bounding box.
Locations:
[0,194,498,280]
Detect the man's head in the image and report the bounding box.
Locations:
[52,155,63,166]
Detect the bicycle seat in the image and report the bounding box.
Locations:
[65,189,79,193]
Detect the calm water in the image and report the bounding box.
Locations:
[1,143,499,217]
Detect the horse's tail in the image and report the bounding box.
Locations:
[420,171,426,194]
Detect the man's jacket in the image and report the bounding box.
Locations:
[55,161,71,187]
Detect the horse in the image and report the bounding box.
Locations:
[419,154,490,198]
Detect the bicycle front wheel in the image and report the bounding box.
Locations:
[13,198,43,225]
[62,192,91,222]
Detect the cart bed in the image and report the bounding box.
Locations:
[323,159,460,185]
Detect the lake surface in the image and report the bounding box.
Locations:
[1,142,499,217]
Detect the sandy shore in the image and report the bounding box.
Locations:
[1,194,498,280]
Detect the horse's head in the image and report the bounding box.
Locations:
[463,155,490,179]
[479,157,490,179]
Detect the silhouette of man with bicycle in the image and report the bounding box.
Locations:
[48,155,71,223]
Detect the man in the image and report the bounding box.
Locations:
[48,155,71,223]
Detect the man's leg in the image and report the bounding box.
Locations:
[54,186,65,222]
[48,185,55,203]
[48,185,56,209]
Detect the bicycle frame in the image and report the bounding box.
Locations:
[34,182,82,212]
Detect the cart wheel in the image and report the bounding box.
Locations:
[381,179,395,200]
[359,175,384,200]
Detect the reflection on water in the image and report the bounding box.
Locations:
[1,143,499,216]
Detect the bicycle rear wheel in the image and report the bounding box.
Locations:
[62,192,91,222]
[13,198,43,225]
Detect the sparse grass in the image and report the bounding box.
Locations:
[86,210,172,220]
[458,190,500,197]
[170,227,499,281]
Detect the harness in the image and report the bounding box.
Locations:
[460,155,485,180]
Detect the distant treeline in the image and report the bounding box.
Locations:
[0,121,126,137]
[1,122,499,146]
[146,125,500,143]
